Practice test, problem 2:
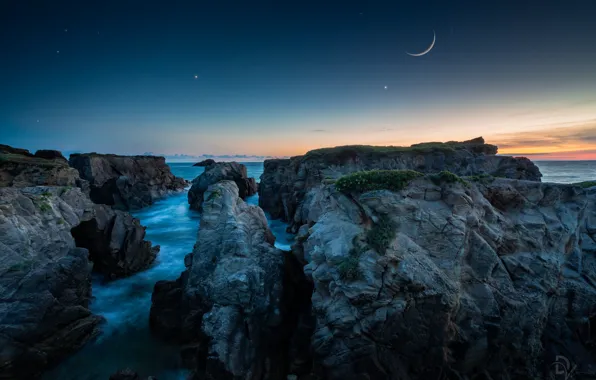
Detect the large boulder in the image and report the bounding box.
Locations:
[71,204,160,279]
[69,153,187,210]
[187,162,257,210]
[258,137,543,231]
[0,145,82,188]
[151,181,312,379]
[291,173,596,379]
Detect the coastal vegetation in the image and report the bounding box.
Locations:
[335,169,423,193]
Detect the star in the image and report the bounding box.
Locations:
[64,28,68,32]
[37,120,39,123]
[384,85,388,90]
[194,75,198,79]
[56,50,60,54]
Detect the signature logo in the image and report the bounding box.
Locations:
[550,355,577,380]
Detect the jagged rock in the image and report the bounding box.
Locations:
[258,137,543,230]
[0,145,82,188]
[0,184,161,378]
[71,204,160,279]
[69,153,187,210]
[0,186,103,379]
[292,175,596,379]
[193,159,215,167]
[151,181,312,379]
[187,162,257,210]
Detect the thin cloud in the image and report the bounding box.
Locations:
[492,119,596,153]
[310,129,328,133]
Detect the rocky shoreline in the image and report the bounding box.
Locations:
[1,138,595,379]
[0,146,182,378]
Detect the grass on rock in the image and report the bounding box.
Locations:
[335,170,423,193]
[366,215,397,255]
[430,171,468,186]
[574,181,596,189]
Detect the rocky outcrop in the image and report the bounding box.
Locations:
[291,174,596,379]
[0,145,82,188]
[258,137,543,230]
[69,153,187,210]
[187,162,257,210]
[71,204,159,279]
[0,185,160,378]
[193,159,216,167]
[151,181,312,379]
[0,186,103,379]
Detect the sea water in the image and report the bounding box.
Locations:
[42,161,594,379]
[43,163,290,380]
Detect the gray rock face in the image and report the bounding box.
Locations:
[69,153,187,210]
[187,162,257,210]
[292,176,596,379]
[0,184,160,377]
[151,180,312,379]
[258,137,543,230]
[0,186,103,379]
[0,145,82,188]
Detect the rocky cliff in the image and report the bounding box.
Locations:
[0,145,161,378]
[69,153,186,210]
[290,172,596,379]
[151,180,312,379]
[187,162,257,210]
[258,137,542,231]
[0,186,102,379]
[0,144,82,188]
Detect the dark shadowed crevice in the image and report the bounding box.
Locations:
[70,218,113,274]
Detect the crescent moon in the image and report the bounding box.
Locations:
[407,30,436,57]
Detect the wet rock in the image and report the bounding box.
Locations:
[69,153,187,210]
[187,162,257,210]
[258,137,543,230]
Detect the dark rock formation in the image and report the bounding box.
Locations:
[0,145,82,188]
[151,181,312,379]
[69,153,187,210]
[33,150,67,161]
[290,174,596,379]
[258,137,543,230]
[108,368,156,380]
[192,158,215,167]
[187,162,257,210]
[71,204,159,279]
[0,186,104,379]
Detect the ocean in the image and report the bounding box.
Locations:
[43,161,594,379]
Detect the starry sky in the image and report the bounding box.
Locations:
[1,0,595,160]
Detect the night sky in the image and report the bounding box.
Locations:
[1,0,595,159]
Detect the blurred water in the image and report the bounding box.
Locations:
[44,162,290,379]
[535,161,596,184]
